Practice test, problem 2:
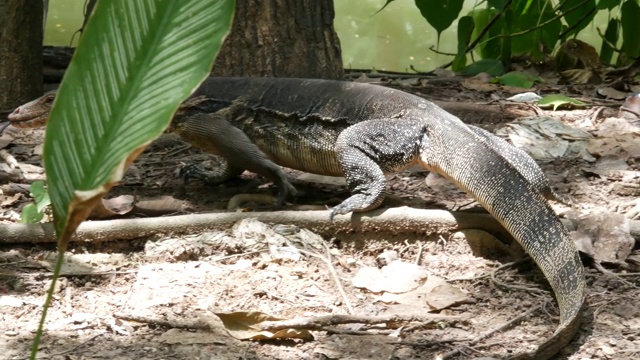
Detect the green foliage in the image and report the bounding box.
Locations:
[492,71,542,88]
[19,181,51,224]
[469,8,503,59]
[538,94,588,110]
[601,18,620,64]
[462,59,505,76]
[20,204,44,224]
[488,0,510,9]
[621,0,640,59]
[380,0,639,70]
[597,0,619,10]
[452,16,474,71]
[559,0,597,39]
[510,0,561,59]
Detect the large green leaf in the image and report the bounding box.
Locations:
[560,0,597,38]
[600,18,620,64]
[415,0,464,42]
[43,0,235,244]
[468,8,504,59]
[597,0,620,10]
[511,0,561,59]
[487,0,509,9]
[621,0,640,59]
[452,16,474,71]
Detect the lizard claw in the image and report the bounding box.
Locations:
[329,205,349,222]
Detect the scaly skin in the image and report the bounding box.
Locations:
[9,77,585,359]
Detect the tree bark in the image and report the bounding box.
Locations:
[0,0,43,110]
[212,0,343,79]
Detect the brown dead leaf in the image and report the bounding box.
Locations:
[352,260,427,293]
[377,275,470,312]
[594,118,640,138]
[0,130,13,149]
[561,69,600,84]
[135,195,191,215]
[587,138,629,160]
[376,275,447,305]
[425,283,469,310]
[461,74,497,92]
[570,212,635,264]
[597,87,629,100]
[1,193,22,207]
[214,311,313,340]
[620,93,640,122]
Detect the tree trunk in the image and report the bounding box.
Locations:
[212,0,343,79]
[0,0,43,110]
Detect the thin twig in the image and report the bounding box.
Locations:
[298,244,355,314]
[441,302,545,359]
[37,332,105,359]
[414,241,423,265]
[490,259,547,295]
[593,261,638,288]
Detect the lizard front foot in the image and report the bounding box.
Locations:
[179,163,230,186]
[180,163,299,208]
[329,193,385,221]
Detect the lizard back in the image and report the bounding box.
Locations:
[181,77,437,175]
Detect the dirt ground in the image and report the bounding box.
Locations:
[1,76,640,360]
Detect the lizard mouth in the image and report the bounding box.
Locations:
[7,113,50,129]
[0,122,10,135]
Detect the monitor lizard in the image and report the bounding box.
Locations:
[8,77,585,359]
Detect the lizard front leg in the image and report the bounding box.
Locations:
[175,112,299,206]
[330,119,424,220]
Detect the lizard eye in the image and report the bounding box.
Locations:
[44,96,55,105]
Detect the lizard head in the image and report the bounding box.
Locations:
[8,90,57,129]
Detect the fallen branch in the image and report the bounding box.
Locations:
[115,312,464,333]
[255,313,466,331]
[4,206,639,245]
[0,207,512,244]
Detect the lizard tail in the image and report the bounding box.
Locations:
[421,118,585,360]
